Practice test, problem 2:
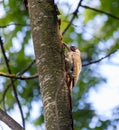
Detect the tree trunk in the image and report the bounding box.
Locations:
[28,0,73,130]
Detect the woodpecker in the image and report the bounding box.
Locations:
[64,44,82,92]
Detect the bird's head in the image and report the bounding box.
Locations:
[70,46,77,52]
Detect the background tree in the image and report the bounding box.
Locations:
[0,0,119,130]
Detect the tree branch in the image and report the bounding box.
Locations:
[0,23,30,28]
[0,36,25,129]
[0,60,36,108]
[62,0,84,35]
[0,72,38,79]
[0,108,24,130]
[81,5,119,21]
[82,50,117,66]
[17,59,35,75]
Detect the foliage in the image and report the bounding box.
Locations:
[0,0,119,129]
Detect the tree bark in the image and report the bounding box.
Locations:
[28,0,73,130]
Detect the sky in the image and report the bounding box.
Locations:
[88,52,119,117]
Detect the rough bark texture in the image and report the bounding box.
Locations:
[28,0,73,130]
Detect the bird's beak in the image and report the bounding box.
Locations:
[63,43,70,51]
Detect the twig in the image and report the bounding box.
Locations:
[62,0,84,35]
[63,3,119,35]
[0,36,25,129]
[19,60,35,74]
[0,23,30,28]
[0,72,38,79]
[82,50,117,66]
[81,5,119,21]
[0,60,36,108]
